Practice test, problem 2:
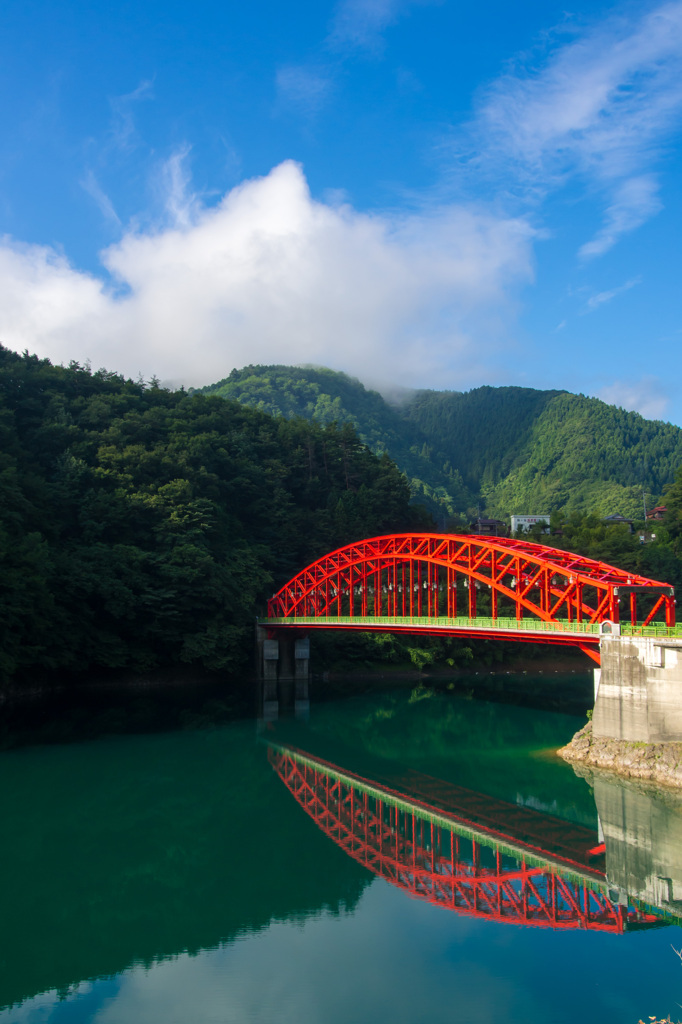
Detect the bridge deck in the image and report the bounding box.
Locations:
[266,614,682,645]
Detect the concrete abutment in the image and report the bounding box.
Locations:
[561,633,682,787]
[593,635,682,744]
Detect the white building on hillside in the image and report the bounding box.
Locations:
[511,514,550,534]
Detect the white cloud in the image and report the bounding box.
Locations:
[0,161,534,389]
[584,275,642,312]
[277,0,437,116]
[579,177,662,258]
[598,376,669,420]
[329,0,420,51]
[468,2,682,254]
[156,145,200,229]
[477,4,682,182]
[81,169,122,227]
[0,238,108,352]
[79,79,156,230]
[275,65,333,115]
[107,79,155,153]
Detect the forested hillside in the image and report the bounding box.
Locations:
[197,366,472,519]
[200,366,682,520]
[406,388,682,518]
[0,347,426,689]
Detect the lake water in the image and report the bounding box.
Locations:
[1,678,681,1023]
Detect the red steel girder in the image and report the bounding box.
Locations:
[267,533,675,632]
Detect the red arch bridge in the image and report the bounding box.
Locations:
[266,533,678,664]
[268,743,662,933]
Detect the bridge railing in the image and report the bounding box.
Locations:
[267,614,600,635]
[620,624,682,637]
[266,613,682,640]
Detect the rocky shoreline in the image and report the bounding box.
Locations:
[559,722,682,788]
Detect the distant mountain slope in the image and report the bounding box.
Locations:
[405,388,682,518]
[403,386,564,492]
[198,366,682,521]
[196,366,473,518]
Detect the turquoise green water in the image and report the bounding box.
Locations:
[1,681,681,1023]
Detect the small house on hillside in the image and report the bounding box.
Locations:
[602,513,633,533]
[646,506,667,521]
[470,517,508,537]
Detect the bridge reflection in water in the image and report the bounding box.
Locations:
[268,744,663,934]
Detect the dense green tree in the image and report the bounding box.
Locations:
[196,365,473,519]
[0,348,426,689]
[200,365,682,520]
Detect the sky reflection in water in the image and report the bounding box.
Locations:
[5,883,679,1024]
[1,682,681,1024]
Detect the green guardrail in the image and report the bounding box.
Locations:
[265,614,682,639]
[619,623,682,638]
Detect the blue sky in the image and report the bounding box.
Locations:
[1,0,682,422]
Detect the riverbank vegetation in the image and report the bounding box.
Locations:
[0,347,427,691]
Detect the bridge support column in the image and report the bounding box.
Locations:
[256,628,275,683]
[276,636,295,710]
[593,635,682,742]
[294,637,310,702]
[261,638,279,699]
[256,626,310,716]
[279,636,310,709]
[258,629,280,721]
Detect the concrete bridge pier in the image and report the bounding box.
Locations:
[593,633,682,743]
[278,637,295,711]
[257,630,280,721]
[294,638,310,701]
[293,637,310,719]
[278,636,311,713]
[256,626,310,716]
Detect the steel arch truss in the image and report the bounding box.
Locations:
[269,747,656,933]
[267,533,675,633]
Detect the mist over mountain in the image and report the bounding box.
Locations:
[198,366,682,521]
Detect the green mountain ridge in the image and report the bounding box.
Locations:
[198,366,682,521]
[196,365,472,519]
